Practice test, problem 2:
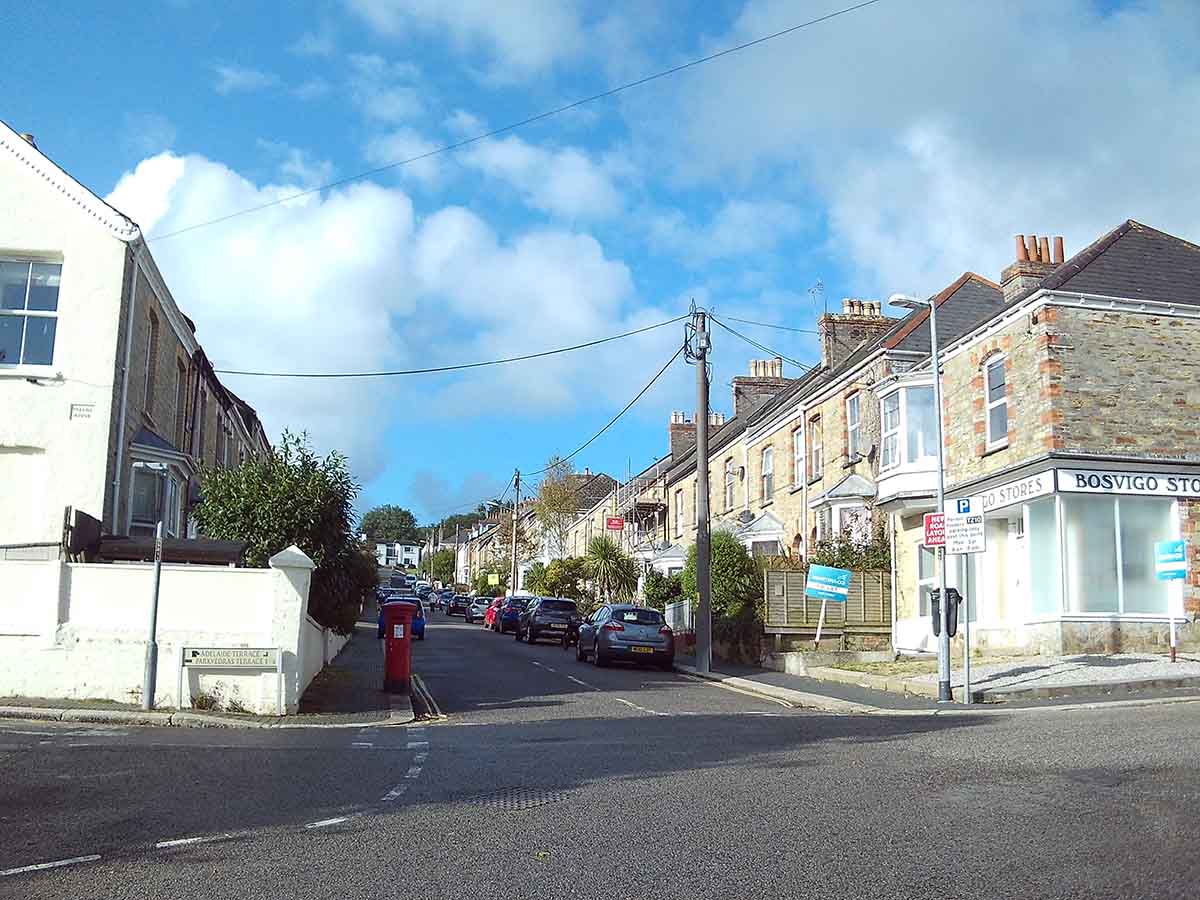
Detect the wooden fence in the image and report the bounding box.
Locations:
[763,569,891,635]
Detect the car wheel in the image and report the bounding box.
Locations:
[576,639,588,662]
[592,640,607,668]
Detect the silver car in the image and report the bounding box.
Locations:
[465,596,490,624]
[576,604,674,669]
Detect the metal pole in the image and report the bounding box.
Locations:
[510,469,521,594]
[142,520,164,711]
[929,301,953,703]
[694,311,712,674]
[455,523,461,587]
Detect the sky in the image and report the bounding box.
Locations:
[7,0,1200,523]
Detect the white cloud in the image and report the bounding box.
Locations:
[292,77,332,101]
[212,63,279,94]
[102,150,666,482]
[347,53,424,122]
[255,139,335,188]
[625,0,1200,294]
[345,0,586,80]
[645,199,804,265]
[443,109,484,137]
[121,112,176,156]
[462,136,623,220]
[364,129,444,186]
[407,470,506,521]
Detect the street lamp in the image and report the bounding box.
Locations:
[889,292,952,704]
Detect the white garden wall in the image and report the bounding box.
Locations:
[0,545,343,714]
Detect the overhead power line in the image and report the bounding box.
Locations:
[214,315,687,378]
[147,0,887,242]
[708,315,811,370]
[521,342,685,478]
[720,314,820,335]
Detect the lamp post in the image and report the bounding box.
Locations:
[889,293,952,703]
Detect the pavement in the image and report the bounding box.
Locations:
[3,612,1200,898]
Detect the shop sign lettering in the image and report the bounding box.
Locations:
[978,473,1053,512]
[1058,469,1200,498]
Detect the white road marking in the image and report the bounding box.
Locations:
[543,665,557,673]
[414,752,428,763]
[1,855,101,876]
[404,766,422,779]
[305,817,350,829]
[566,675,595,689]
[351,742,373,748]
[381,784,408,802]
[405,741,429,749]
[0,729,57,736]
[155,832,249,849]
[612,697,669,717]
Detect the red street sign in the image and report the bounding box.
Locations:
[923,512,945,548]
[605,516,625,531]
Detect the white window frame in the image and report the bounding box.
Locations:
[724,458,734,511]
[808,416,823,480]
[674,489,683,538]
[846,394,862,459]
[761,447,774,501]
[0,258,61,369]
[128,461,183,537]
[917,544,936,617]
[985,356,1008,449]
[791,426,804,488]
[880,391,900,470]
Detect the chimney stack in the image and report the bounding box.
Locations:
[1001,233,1065,303]
[817,298,895,370]
[668,411,697,460]
[732,360,791,420]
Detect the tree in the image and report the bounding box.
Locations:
[193,431,373,635]
[422,548,455,584]
[643,568,683,611]
[472,562,508,596]
[360,504,420,544]
[534,456,578,560]
[524,561,548,595]
[809,519,891,571]
[585,535,639,601]
[681,530,759,620]
[543,557,590,601]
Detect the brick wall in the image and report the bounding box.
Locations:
[1056,309,1200,461]
[1183,499,1200,618]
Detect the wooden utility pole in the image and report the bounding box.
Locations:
[693,310,712,674]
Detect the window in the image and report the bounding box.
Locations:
[197,388,208,458]
[907,387,937,463]
[838,505,869,541]
[761,447,774,500]
[985,357,1008,447]
[143,310,159,414]
[846,394,862,458]
[791,427,804,487]
[215,414,227,468]
[881,393,900,469]
[130,463,182,537]
[808,416,823,480]
[674,489,683,538]
[917,545,937,617]
[0,260,61,366]
[724,458,734,511]
[174,362,187,448]
[814,507,832,544]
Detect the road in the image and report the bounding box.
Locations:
[2,613,1199,898]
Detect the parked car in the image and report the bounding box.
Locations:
[464,596,490,624]
[576,604,673,668]
[483,597,502,630]
[516,597,578,644]
[446,594,470,617]
[495,595,530,634]
[380,596,425,640]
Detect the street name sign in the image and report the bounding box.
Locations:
[805,565,852,603]
[182,647,279,668]
[1155,540,1187,582]
[605,516,625,531]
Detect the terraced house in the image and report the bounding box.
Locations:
[0,123,269,558]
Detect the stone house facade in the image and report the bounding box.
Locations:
[0,123,269,556]
[888,223,1200,654]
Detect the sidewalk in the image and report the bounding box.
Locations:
[0,601,413,729]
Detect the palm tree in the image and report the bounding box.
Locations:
[585,535,639,601]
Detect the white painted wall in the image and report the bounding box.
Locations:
[0,546,338,715]
[0,133,130,546]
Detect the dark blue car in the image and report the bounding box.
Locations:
[496,595,529,635]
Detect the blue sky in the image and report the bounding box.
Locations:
[7,0,1199,522]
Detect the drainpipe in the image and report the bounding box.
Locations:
[889,510,898,653]
[111,244,142,533]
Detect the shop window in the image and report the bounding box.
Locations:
[985,357,1008,448]
[1117,496,1173,614]
[1027,497,1061,617]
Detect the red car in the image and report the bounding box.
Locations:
[483,597,503,630]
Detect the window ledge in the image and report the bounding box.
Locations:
[0,366,62,381]
[807,475,823,486]
[789,483,803,494]
[981,442,1009,459]
[760,499,774,508]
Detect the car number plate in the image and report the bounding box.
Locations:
[549,624,566,630]
[631,646,654,654]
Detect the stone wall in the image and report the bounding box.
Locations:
[1056,308,1200,461]
[1183,499,1200,618]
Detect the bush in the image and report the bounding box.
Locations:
[681,531,760,620]
[809,522,891,571]
[643,569,682,611]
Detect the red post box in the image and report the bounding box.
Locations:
[382,601,417,693]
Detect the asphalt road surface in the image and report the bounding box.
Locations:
[3,613,1199,899]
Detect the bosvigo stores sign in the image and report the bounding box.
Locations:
[1058,469,1200,498]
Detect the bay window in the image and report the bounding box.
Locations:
[878,386,937,470]
[129,462,183,537]
[881,393,900,469]
[0,259,61,367]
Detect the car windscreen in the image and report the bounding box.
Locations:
[614,609,664,626]
[539,599,577,613]
[507,599,528,609]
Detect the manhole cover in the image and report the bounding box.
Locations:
[464,788,569,812]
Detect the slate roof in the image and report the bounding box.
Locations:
[885,273,1005,355]
[565,472,618,509]
[131,426,182,454]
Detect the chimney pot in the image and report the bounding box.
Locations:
[1053,236,1065,264]
[584,467,590,476]
[773,356,783,377]
[1038,236,1050,264]
[842,299,852,314]
[1015,235,1028,262]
